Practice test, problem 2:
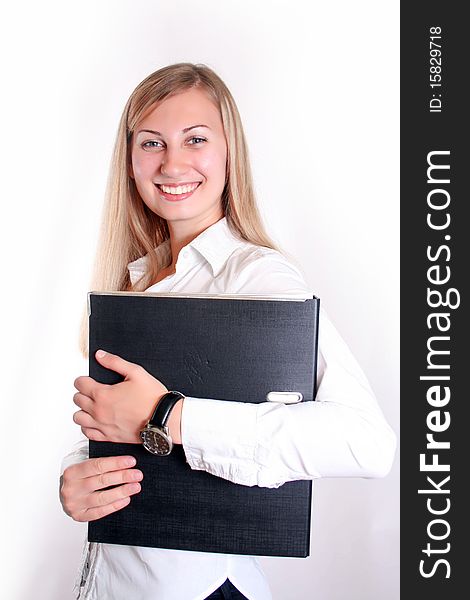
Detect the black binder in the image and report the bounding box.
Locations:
[88,292,319,557]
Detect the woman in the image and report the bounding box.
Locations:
[60,63,396,600]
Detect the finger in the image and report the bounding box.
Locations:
[81,482,141,522]
[65,455,137,481]
[83,467,144,494]
[81,427,108,441]
[74,375,104,398]
[62,469,141,513]
[91,481,142,508]
[80,496,132,522]
[73,392,95,415]
[94,349,142,379]
[73,410,99,429]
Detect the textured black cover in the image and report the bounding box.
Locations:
[88,293,319,557]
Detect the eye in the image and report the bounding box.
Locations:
[141,140,164,150]
[187,136,207,145]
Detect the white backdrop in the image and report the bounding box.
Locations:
[0,1,399,599]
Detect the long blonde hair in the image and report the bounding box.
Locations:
[79,62,279,355]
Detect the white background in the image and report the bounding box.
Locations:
[0,1,399,598]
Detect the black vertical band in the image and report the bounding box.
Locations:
[401,2,466,596]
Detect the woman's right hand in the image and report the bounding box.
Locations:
[60,455,143,522]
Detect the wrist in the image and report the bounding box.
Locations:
[140,391,185,455]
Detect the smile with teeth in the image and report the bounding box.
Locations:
[157,182,201,195]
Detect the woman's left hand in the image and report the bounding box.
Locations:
[73,350,168,443]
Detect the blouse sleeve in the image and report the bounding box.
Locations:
[181,252,397,488]
[60,435,89,476]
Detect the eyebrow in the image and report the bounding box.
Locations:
[136,124,211,136]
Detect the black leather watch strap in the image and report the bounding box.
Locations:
[148,391,185,428]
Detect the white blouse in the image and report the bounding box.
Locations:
[62,216,396,600]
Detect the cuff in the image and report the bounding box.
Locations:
[60,437,89,476]
[181,397,260,486]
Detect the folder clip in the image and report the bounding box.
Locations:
[266,391,303,404]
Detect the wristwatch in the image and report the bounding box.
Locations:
[140,391,185,456]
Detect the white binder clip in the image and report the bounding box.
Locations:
[266,391,303,404]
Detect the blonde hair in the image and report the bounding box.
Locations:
[79,62,279,356]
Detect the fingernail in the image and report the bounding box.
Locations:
[96,349,107,358]
[125,456,136,467]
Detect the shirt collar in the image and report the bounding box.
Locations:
[127,217,246,285]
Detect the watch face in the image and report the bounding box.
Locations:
[140,428,172,456]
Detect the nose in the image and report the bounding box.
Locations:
[160,146,189,178]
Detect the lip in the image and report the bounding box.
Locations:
[156,181,202,188]
[155,182,201,202]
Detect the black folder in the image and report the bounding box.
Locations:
[88,292,319,557]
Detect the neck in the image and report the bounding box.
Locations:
[167,211,224,269]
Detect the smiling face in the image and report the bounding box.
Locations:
[130,87,228,233]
